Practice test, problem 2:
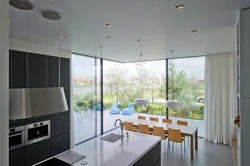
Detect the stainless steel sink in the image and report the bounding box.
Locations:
[100,133,123,143]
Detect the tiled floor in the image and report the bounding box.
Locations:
[74,110,204,144]
[161,138,233,166]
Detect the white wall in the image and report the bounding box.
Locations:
[0,0,9,166]
[10,38,71,59]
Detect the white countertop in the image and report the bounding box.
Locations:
[72,129,161,166]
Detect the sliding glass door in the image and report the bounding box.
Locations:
[72,54,101,144]
[167,57,205,137]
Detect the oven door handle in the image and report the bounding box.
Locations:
[9,133,22,138]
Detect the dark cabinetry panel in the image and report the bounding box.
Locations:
[133,142,161,166]
[153,159,161,166]
[51,133,70,156]
[60,58,70,90]
[51,111,70,137]
[49,56,59,87]
[25,140,50,166]
[27,53,47,88]
[146,142,161,166]
[9,148,25,166]
[9,50,26,88]
[133,155,147,166]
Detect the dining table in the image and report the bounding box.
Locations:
[124,118,199,159]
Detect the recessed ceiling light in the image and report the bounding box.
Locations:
[191,30,197,33]
[98,46,102,48]
[175,4,184,9]
[137,39,142,42]
[60,35,65,38]
[107,36,111,39]
[8,20,10,23]
[104,24,111,27]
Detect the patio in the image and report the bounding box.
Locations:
[74,110,204,144]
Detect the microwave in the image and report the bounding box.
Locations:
[9,126,25,150]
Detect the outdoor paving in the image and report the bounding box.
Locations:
[74,110,204,144]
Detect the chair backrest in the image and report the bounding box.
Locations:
[139,123,150,135]
[153,126,165,139]
[124,121,134,132]
[177,120,188,126]
[162,118,172,123]
[150,117,159,122]
[168,128,182,142]
[138,115,146,120]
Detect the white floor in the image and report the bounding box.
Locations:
[74,110,204,144]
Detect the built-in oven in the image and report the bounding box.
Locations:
[9,126,25,150]
[25,120,51,145]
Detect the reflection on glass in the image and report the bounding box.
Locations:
[72,54,101,144]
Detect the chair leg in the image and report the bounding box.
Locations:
[172,142,174,151]
[184,139,186,154]
[181,142,183,158]
[167,140,169,156]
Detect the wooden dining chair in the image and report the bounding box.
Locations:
[177,120,189,145]
[138,115,146,120]
[167,128,186,156]
[177,120,188,126]
[162,118,172,123]
[150,117,159,122]
[138,123,150,135]
[124,121,137,132]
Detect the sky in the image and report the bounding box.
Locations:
[72,54,205,80]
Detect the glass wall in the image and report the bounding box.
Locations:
[72,54,101,144]
[168,57,205,137]
[103,60,166,133]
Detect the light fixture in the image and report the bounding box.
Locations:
[134,54,149,106]
[98,46,102,48]
[165,50,182,112]
[175,4,184,9]
[137,39,142,42]
[164,100,182,108]
[9,0,34,10]
[107,36,111,39]
[9,20,10,23]
[104,24,111,27]
[191,30,197,33]
[60,35,65,38]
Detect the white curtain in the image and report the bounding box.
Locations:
[204,52,237,145]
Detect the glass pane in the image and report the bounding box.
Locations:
[72,54,101,144]
[168,57,205,137]
[103,60,166,132]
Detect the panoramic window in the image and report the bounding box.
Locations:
[168,57,205,137]
[103,60,166,132]
[72,54,101,144]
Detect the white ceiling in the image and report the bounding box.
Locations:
[9,0,241,62]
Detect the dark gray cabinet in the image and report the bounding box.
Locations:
[146,142,161,166]
[9,147,25,166]
[133,142,161,166]
[51,133,70,156]
[60,58,70,91]
[51,111,70,137]
[9,50,26,88]
[49,56,59,87]
[27,53,47,88]
[25,139,50,166]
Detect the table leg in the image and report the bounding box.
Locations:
[190,136,194,159]
[195,130,198,150]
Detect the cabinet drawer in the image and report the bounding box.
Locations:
[146,142,161,166]
[51,111,70,137]
[9,147,25,166]
[51,133,70,156]
[133,154,147,166]
[25,139,50,166]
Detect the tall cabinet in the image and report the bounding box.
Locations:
[9,50,71,166]
[239,7,250,166]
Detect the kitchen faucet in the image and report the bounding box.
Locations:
[114,119,124,141]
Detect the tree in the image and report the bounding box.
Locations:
[159,61,200,107]
[104,64,128,103]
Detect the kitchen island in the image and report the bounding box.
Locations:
[35,128,162,166]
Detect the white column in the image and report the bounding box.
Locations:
[0,0,9,166]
